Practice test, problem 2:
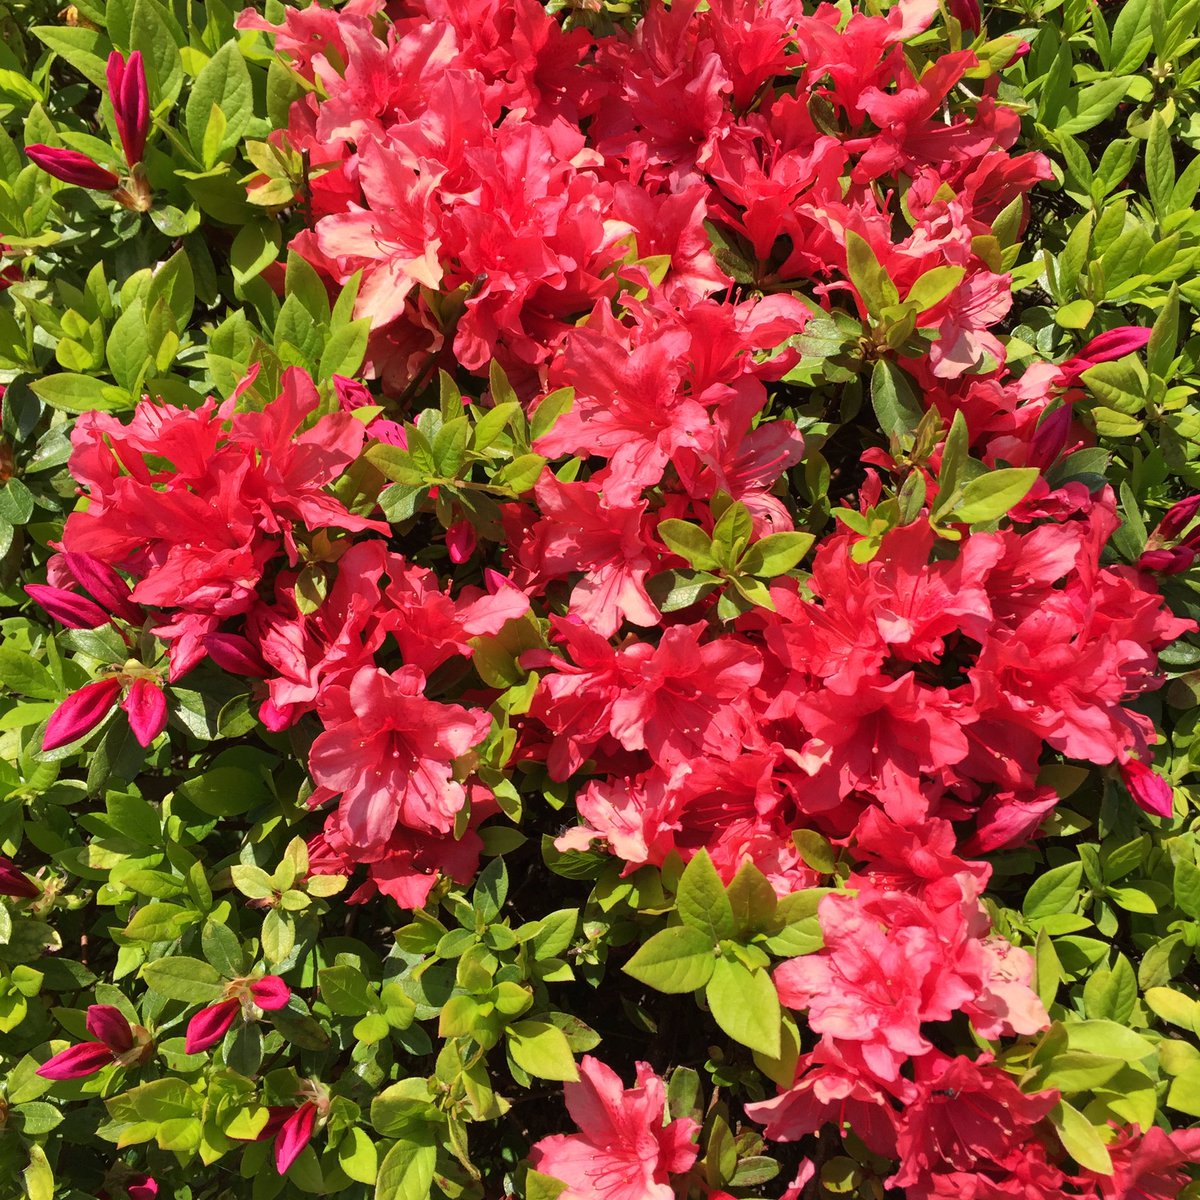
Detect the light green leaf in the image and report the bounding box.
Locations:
[623,925,718,994]
[706,958,781,1057]
[676,850,735,943]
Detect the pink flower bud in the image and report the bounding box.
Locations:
[1121,759,1175,818]
[1059,327,1151,386]
[126,1175,158,1200]
[0,855,39,899]
[1157,494,1200,543]
[249,976,291,1011]
[25,583,109,629]
[86,1005,135,1054]
[332,374,373,410]
[203,633,270,678]
[43,677,122,751]
[1028,403,1071,469]
[1138,547,1196,575]
[106,51,149,168]
[63,551,143,625]
[36,1040,116,1080]
[121,677,167,748]
[948,0,981,34]
[25,144,121,191]
[184,998,240,1054]
[446,520,477,564]
[275,1102,318,1175]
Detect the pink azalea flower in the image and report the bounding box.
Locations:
[308,665,492,852]
[530,1056,699,1200]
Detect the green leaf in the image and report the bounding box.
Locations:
[320,318,371,379]
[319,965,375,1017]
[705,958,781,1057]
[870,359,923,440]
[1025,861,1083,920]
[1052,1102,1112,1174]
[676,850,735,942]
[530,387,574,443]
[185,43,252,161]
[375,1130,437,1200]
[1166,1064,1200,1118]
[1145,987,1200,1034]
[657,520,718,569]
[506,1021,579,1082]
[0,646,57,700]
[23,1145,54,1200]
[845,231,898,317]
[725,862,777,941]
[32,26,110,87]
[623,925,718,994]
[29,373,129,413]
[140,956,222,1003]
[905,265,964,312]
[1055,79,1130,136]
[337,1128,379,1186]
[1146,110,1176,217]
[230,221,283,288]
[950,468,1039,525]
[1174,859,1200,919]
[740,533,814,577]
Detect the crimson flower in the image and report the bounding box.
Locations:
[25,144,120,191]
[106,51,149,167]
[185,976,291,1054]
[37,1005,153,1079]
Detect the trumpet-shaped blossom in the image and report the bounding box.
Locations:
[530,1056,699,1200]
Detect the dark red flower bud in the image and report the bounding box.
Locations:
[275,1102,318,1175]
[106,51,149,168]
[36,1040,116,1080]
[249,976,291,1011]
[43,678,122,751]
[62,551,144,625]
[184,998,240,1054]
[121,677,167,748]
[85,1005,135,1054]
[25,144,121,191]
[203,633,270,678]
[1138,548,1196,575]
[25,583,109,629]
[1157,494,1200,543]
[0,855,39,899]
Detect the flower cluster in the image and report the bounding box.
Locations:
[10,0,1199,1197]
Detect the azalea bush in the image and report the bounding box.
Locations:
[1,0,1200,1198]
